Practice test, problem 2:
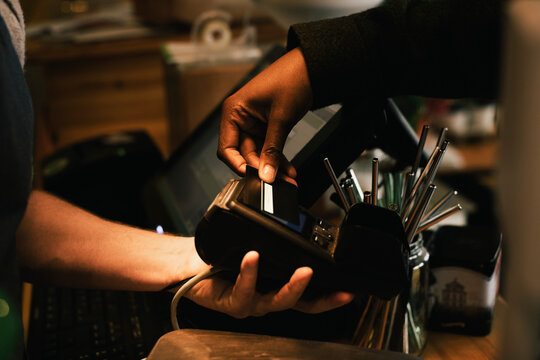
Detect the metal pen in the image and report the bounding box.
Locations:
[376,301,392,349]
[393,172,403,210]
[411,125,430,179]
[404,141,448,222]
[436,127,449,148]
[352,296,373,345]
[402,146,439,218]
[416,204,463,234]
[421,190,458,223]
[383,173,394,208]
[403,147,445,226]
[341,178,357,207]
[372,158,379,206]
[406,184,436,243]
[401,171,416,216]
[409,145,439,197]
[364,191,372,204]
[346,168,364,202]
[383,295,400,350]
[324,157,350,212]
[418,140,449,193]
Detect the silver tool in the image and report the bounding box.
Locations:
[372,158,379,206]
[416,204,463,234]
[436,127,448,148]
[341,178,358,207]
[401,146,439,220]
[346,168,364,202]
[421,190,458,223]
[364,191,372,204]
[411,125,430,180]
[406,184,436,243]
[324,157,350,212]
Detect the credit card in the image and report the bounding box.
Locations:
[240,165,300,225]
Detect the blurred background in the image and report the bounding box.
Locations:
[22,0,497,178]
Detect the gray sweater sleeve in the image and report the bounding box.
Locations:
[0,0,25,66]
[287,0,502,108]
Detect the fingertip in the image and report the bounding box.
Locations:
[278,174,297,187]
[219,149,248,177]
[241,251,259,268]
[334,292,355,305]
[260,164,276,183]
[234,251,259,301]
[239,163,247,175]
[245,250,259,261]
[293,267,313,282]
[286,165,297,179]
[279,156,297,179]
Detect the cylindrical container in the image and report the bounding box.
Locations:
[406,236,430,355]
[351,235,430,355]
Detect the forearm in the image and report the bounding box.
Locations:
[288,0,502,107]
[16,190,208,291]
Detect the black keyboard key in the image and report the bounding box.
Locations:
[28,286,171,360]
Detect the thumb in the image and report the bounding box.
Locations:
[259,116,290,183]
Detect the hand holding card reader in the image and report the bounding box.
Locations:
[195,166,409,299]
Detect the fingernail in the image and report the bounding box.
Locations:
[288,167,297,178]
[261,165,276,182]
[337,292,355,304]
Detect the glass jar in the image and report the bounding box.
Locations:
[406,235,430,355]
[351,235,430,355]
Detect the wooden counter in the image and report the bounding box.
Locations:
[144,298,506,360]
[423,297,505,359]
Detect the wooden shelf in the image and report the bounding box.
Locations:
[452,139,499,173]
[26,20,286,164]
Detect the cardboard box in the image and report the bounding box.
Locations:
[162,43,259,150]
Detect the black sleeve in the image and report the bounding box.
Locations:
[287,0,502,108]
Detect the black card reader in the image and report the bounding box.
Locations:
[195,167,409,299]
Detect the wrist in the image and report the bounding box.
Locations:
[166,236,210,290]
[280,47,313,110]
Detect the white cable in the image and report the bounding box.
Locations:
[170,267,221,330]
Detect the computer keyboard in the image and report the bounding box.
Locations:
[27,285,172,360]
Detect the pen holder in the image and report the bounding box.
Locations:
[405,235,430,354]
[350,237,430,355]
[339,125,460,354]
[334,202,410,300]
[333,202,410,351]
[337,202,408,351]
